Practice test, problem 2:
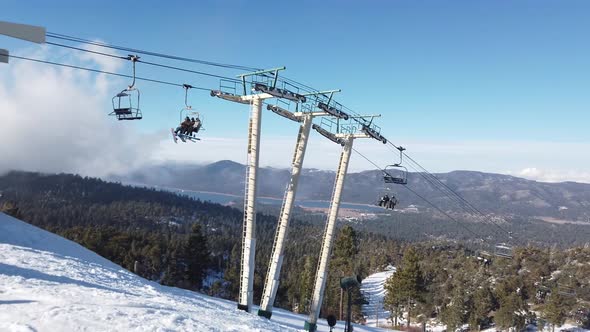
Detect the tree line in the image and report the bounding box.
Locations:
[1,171,589,330]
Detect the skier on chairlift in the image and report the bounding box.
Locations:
[379,194,390,208]
[186,117,202,137]
[387,196,398,210]
[175,116,192,135]
[378,193,397,210]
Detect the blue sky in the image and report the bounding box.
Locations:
[1,1,589,181]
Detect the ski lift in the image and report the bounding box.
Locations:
[171,84,202,143]
[557,284,576,297]
[494,243,513,259]
[558,276,577,297]
[110,55,141,120]
[383,146,408,185]
[179,84,203,128]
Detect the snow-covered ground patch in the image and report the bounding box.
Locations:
[0,213,385,331]
[361,265,397,328]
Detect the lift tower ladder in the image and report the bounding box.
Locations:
[304,115,384,332]
[258,90,341,319]
[211,67,305,313]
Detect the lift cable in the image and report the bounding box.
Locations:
[49,32,373,112]
[46,32,261,72]
[47,32,367,118]
[46,41,129,60]
[45,41,241,82]
[270,72,516,243]
[383,141,516,242]
[28,33,515,243]
[351,146,487,241]
[396,145,517,241]
[384,145,509,241]
[6,54,212,91]
[339,97,516,242]
[384,143,514,241]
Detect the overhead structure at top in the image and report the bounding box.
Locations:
[210,66,306,104]
[0,21,46,64]
[0,21,45,44]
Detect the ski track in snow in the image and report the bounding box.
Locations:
[0,213,386,332]
[360,266,397,329]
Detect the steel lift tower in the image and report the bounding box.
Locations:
[304,115,387,332]
[258,90,342,319]
[211,67,306,312]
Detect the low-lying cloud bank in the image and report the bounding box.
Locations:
[0,45,160,177]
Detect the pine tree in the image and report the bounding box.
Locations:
[468,286,494,331]
[384,247,426,327]
[299,255,317,313]
[543,290,567,332]
[224,244,241,299]
[0,201,22,219]
[184,223,210,290]
[326,225,360,318]
[495,293,525,331]
[440,290,465,332]
[384,276,404,327]
[161,241,184,287]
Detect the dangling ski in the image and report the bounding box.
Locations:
[170,128,178,144]
[179,134,200,142]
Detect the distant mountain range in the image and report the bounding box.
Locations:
[112,160,590,222]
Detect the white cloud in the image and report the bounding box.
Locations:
[0,46,159,177]
[511,167,590,183]
[78,42,123,73]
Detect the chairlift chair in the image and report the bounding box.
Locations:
[383,146,408,185]
[557,284,576,297]
[494,243,514,259]
[111,89,141,120]
[384,164,408,185]
[557,276,577,297]
[110,55,142,120]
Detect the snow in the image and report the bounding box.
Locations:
[360,265,397,329]
[0,213,386,331]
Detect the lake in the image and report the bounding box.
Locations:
[169,188,383,213]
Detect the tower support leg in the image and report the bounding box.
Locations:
[305,137,354,330]
[259,114,313,319]
[238,97,263,312]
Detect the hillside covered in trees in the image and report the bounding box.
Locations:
[1,171,589,330]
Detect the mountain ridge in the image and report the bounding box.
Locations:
[111,160,590,222]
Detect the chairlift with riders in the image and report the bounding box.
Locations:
[376,147,410,210]
[110,55,142,120]
[171,84,203,143]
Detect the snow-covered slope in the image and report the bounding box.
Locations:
[0,213,384,331]
[360,266,396,328]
